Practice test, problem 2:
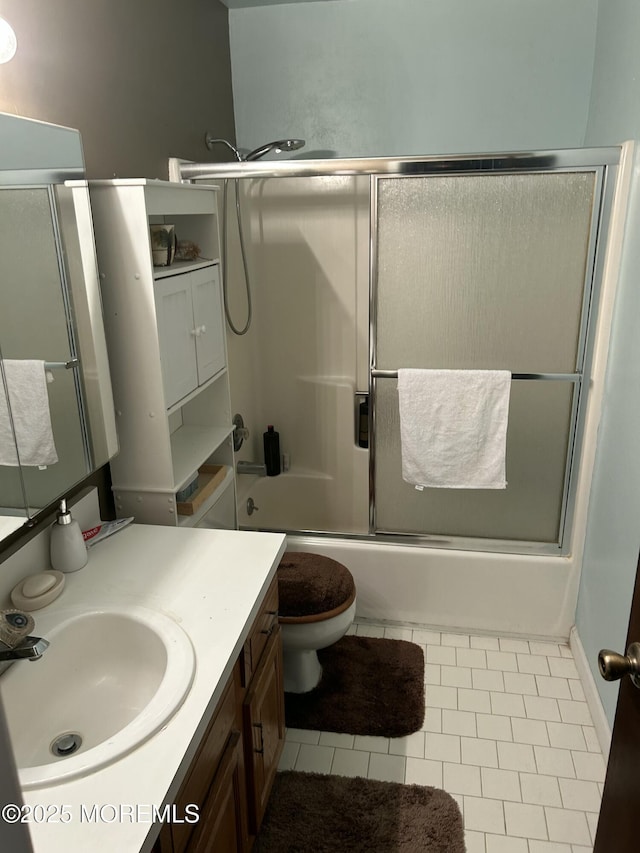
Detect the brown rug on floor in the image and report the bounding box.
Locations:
[285,635,425,737]
[255,771,465,853]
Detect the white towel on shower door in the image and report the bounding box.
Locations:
[397,368,511,489]
[0,360,58,466]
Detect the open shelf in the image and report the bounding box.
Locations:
[153,258,218,279]
[171,424,234,490]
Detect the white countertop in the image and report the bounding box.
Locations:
[17,523,286,853]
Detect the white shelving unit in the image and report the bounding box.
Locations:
[89,179,237,529]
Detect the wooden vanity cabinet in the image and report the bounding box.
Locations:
[153,575,284,853]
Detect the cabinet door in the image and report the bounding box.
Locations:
[191,265,225,386]
[243,628,285,832]
[154,275,199,408]
[188,730,246,853]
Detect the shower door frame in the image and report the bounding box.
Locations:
[369,152,620,556]
[172,147,621,555]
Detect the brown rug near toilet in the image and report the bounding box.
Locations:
[255,771,466,853]
[285,635,425,737]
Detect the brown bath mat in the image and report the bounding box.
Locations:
[285,635,425,737]
[255,771,465,853]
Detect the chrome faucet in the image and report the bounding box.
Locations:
[0,636,49,662]
[0,610,49,672]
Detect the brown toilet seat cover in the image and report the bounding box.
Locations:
[277,552,356,619]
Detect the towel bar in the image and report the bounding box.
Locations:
[44,359,79,370]
[371,369,580,382]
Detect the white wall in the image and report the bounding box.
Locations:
[577,0,640,728]
[229,0,597,157]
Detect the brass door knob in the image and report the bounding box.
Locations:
[598,642,640,688]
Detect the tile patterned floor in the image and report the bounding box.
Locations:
[279,620,606,853]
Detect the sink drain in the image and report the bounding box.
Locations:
[50,732,82,758]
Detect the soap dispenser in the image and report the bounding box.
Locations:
[50,499,88,573]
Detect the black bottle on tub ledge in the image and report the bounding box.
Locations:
[263,425,281,476]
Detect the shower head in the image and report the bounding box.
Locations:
[204,134,306,163]
[244,139,306,161]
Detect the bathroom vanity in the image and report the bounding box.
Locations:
[10,523,286,853]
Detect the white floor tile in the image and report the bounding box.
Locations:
[295,743,335,774]
[571,750,606,782]
[545,806,591,846]
[548,657,580,679]
[487,650,519,672]
[471,635,500,651]
[444,761,482,796]
[367,752,406,783]
[481,767,522,802]
[457,647,488,669]
[504,800,548,839]
[520,771,562,807]
[477,713,513,742]
[473,668,506,692]
[331,747,370,778]
[529,841,573,853]
[504,671,538,696]
[511,716,550,746]
[461,736,499,768]
[353,734,389,754]
[463,795,506,834]
[534,746,577,779]
[517,653,551,675]
[569,680,586,702]
[586,810,598,842]
[318,731,355,749]
[558,700,593,726]
[285,727,321,744]
[422,706,443,733]
[499,637,531,654]
[355,622,386,638]
[425,731,461,763]
[537,675,573,700]
[388,730,425,758]
[405,756,443,787]
[524,695,562,722]
[558,777,602,813]
[459,686,492,713]
[442,708,477,737]
[497,741,537,772]
[582,726,601,753]
[412,628,441,645]
[424,663,441,684]
[441,664,472,688]
[529,641,562,657]
[426,644,457,666]
[278,740,300,770]
[384,626,413,640]
[442,632,470,648]
[464,829,487,853]
[547,722,587,752]
[486,833,528,852]
[491,691,526,718]
[425,684,458,709]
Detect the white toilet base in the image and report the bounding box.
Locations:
[281,599,356,694]
[282,648,323,693]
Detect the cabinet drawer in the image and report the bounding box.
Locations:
[171,666,239,853]
[241,575,279,687]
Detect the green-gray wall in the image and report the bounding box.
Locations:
[577,0,640,728]
[228,0,597,156]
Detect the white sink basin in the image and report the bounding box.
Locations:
[0,605,195,789]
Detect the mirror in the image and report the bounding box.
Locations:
[0,113,118,542]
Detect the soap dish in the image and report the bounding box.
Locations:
[11,571,65,611]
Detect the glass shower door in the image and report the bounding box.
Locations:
[372,171,601,547]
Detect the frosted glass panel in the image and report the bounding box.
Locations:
[374,379,574,542]
[375,173,596,373]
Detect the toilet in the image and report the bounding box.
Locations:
[277,552,357,693]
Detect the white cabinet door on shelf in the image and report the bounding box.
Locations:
[192,265,225,386]
[154,264,225,409]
